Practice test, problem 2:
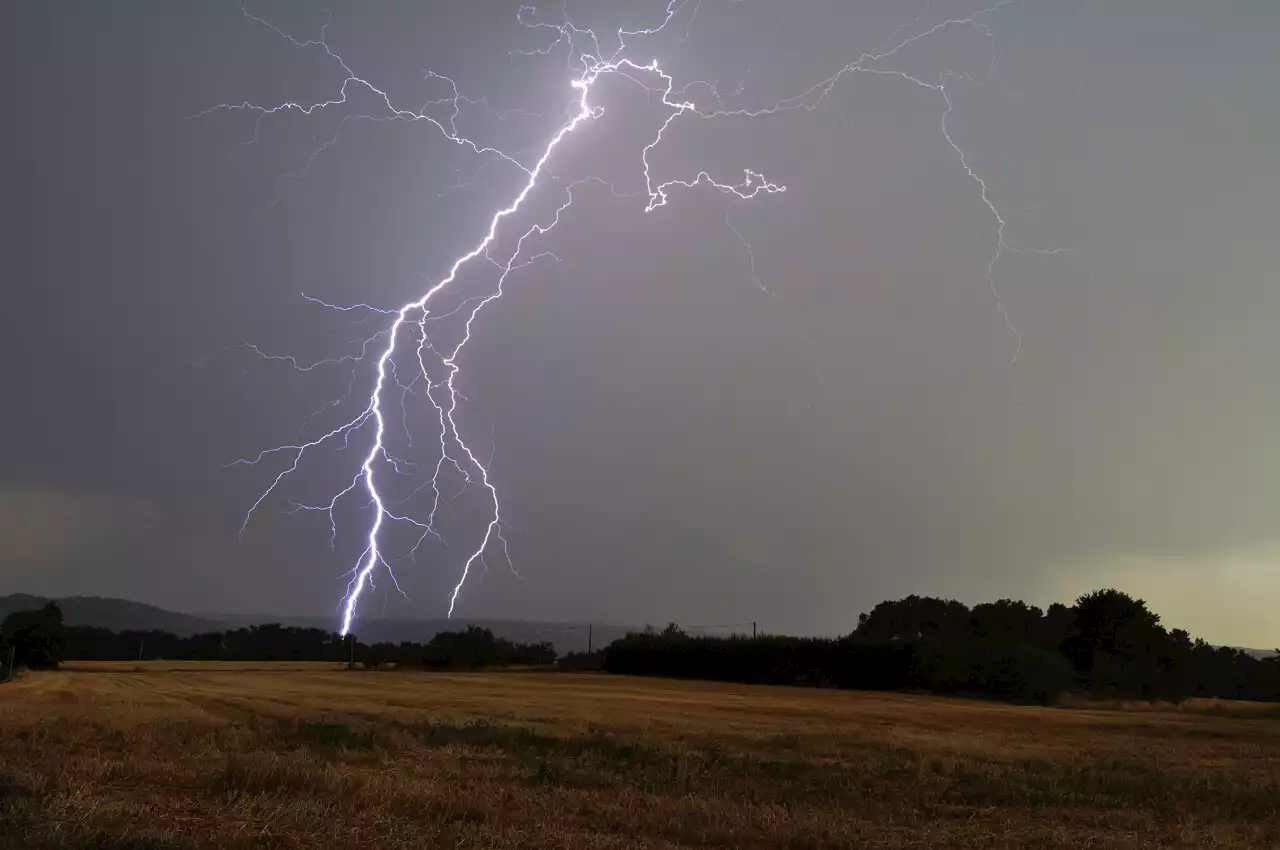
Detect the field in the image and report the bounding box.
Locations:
[1,664,1277,848]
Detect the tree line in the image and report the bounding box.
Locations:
[0,605,555,673]
[4,590,1277,705]
[593,590,1280,703]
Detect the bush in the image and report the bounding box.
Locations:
[915,640,1074,704]
[1,602,66,671]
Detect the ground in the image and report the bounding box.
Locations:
[1,663,1277,848]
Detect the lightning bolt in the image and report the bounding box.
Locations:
[210,0,1061,635]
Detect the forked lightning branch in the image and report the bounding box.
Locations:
[210,1,1039,635]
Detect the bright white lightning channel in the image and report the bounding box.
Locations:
[216,1,1046,636]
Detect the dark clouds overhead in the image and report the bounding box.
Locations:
[1,0,1277,646]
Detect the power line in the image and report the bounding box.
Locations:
[685,621,758,637]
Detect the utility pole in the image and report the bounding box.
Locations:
[138,639,144,662]
[753,622,757,638]
[587,623,593,654]
[348,635,355,670]
[3,646,15,683]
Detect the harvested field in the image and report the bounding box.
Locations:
[1,664,1277,848]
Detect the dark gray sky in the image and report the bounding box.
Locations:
[2,1,1277,645]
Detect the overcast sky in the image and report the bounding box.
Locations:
[2,1,1277,646]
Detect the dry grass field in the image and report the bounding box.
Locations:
[1,664,1277,849]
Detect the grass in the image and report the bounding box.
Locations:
[1056,692,1280,718]
[1,664,1277,848]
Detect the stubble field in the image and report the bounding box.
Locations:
[1,662,1277,848]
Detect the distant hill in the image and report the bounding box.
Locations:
[0,593,632,656]
[0,594,224,637]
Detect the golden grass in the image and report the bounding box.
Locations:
[1,666,1277,848]
[61,660,348,674]
[1056,692,1280,718]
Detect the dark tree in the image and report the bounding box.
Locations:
[1061,589,1170,698]
[418,626,555,668]
[1,602,66,670]
[606,588,1278,705]
[854,595,970,642]
[968,599,1044,641]
[1036,603,1076,651]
